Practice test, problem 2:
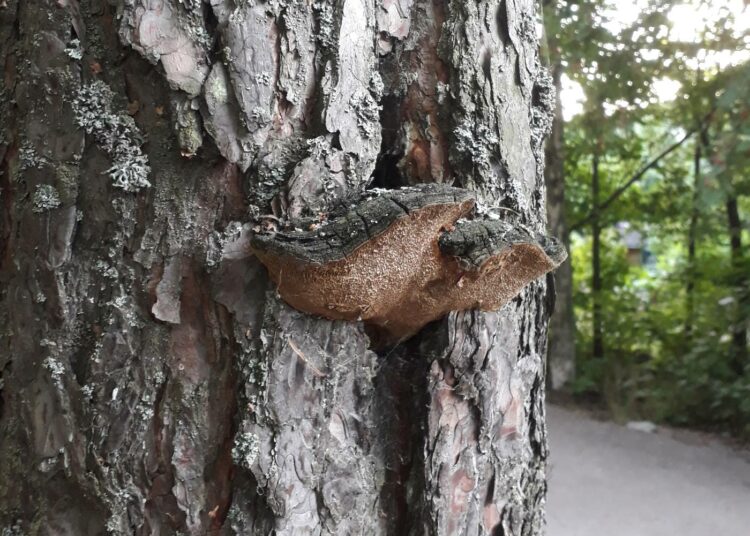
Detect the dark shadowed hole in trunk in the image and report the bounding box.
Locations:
[370,95,406,190]
[69,330,98,388]
[496,0,510,47]
[203,2,219,47]
[370,151,405,190]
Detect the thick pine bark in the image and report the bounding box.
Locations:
[0,1,555,535]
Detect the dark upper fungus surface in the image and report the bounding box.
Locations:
[250,184,567,342]
[251,184,476,265]
[438,219,568,271]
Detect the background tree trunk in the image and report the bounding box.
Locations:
[685,135,702,338]
[0,1,555,534]
[591,152,604,362]
[725,195,747,377]
[544,61,575,390]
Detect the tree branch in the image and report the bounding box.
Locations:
[570,109,715,232]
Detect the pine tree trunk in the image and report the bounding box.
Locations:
[0,1,555,534]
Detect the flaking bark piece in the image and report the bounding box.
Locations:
[251,185,566,342]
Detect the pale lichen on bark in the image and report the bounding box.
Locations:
[73,80,151,192]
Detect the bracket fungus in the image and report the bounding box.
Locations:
[250,184,567,343]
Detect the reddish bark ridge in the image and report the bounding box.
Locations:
[251,184,567,343]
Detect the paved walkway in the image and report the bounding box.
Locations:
[545,404,750,535]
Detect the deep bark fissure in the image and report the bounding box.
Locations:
[370,92,408,190]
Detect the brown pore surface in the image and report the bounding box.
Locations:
[253,200,558,343]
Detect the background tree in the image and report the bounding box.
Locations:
[543,0,672,393]
[0,0,558,534]
[558,0,750,432]
[542,0,577,390]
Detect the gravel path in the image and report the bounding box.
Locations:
[545,404,750,535]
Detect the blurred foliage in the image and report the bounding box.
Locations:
[545,0,750,436]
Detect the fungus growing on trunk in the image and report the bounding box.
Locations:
[251,184,567,343]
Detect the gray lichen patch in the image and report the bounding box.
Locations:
[32,184,61,213]
[312,0,337,49]
[1,520,24,536]
[231,430,260,469]
[64,38,83,60]
[72,81,151,192]
[54,163,80,204]
[172,97,203,157]
[19,140,48,171]
[530,66,556,156]
[42,355,66,390]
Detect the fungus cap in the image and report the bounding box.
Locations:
[251,184,567,343]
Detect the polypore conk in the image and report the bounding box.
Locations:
[250,184,567,342]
